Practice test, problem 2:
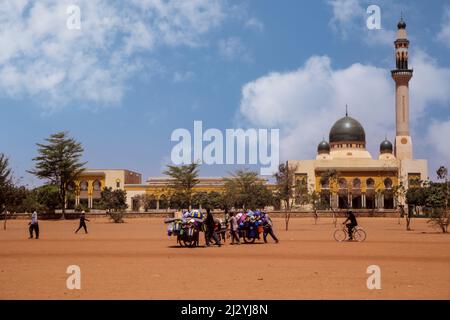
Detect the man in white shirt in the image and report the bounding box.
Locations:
[29,211,39,239]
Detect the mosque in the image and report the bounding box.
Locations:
[73,19,427,212]
[287,18,427,210]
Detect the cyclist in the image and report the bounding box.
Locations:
[342,210,358,240]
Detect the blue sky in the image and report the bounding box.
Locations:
[1,0,449,186]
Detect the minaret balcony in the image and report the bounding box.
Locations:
[391,69,413,81]
[391,69,413,76]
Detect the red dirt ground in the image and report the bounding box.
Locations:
[0,217,449,299]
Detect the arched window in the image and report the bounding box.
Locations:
[80,181,88,191]
[384,178,393,189]
[366,178,375,189]
[116,179,121,188]
[93,180,101,191]
[338,178,348,189]
[321,178,330,189]
[353,178,361,189]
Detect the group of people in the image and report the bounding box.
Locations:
[27,210,89,239]
[202,209,279,247]
[27,209,357,242]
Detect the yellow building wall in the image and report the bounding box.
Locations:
[314,171,398,193]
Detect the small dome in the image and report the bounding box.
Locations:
[329,116,366,144]
[380,139,393,154]
[317,140,330,154]
[397,18,406,29]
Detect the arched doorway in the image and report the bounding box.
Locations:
[384,178,394,209]
[365,178,375,209]
[351,178,362,209]
[338,178,348,209]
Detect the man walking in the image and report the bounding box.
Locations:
[204,208,221,247]
[28,210,39,239]
[75,210,89,234]
[229,211,240,245]
[262,212,279,243]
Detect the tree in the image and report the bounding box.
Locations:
[133,194,156,211]
[274,163,297,230]
[169,191,190,210]
[100,187,128,223]
[223,169,273,211]
[405,180,426,231]
[0,154,15,230]
[427,167,449,233]
[191,191,209,209]
[320,169,341,227]
[163,163,199,210]
[190,191,226,211]
[436,166,448,212]
[35,185,61,213]
[28,132,86,218]
[308,188,321,225]
[0,153,12,212]
[392,182,406,225]
[207,191,223,210]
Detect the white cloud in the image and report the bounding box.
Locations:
[426,120,450,164]
[238,53,450,164]
[328,0,365,38]
[245,17,264,32]
[0,0,228,109]
[364,29,396,46]
[437,7,450,48]
[327,0,397,46]
[409,50,450,117]
[217,37,251,62]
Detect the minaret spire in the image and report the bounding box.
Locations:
[345,104,348,116]
[391,16,413,160]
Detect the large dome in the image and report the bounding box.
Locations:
[329,116,366,143]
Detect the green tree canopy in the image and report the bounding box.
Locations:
[28,132,86,217]
[0,153,13,211]
[100,187,128,223]
[163,163,199,209]
[274,163,297,211]
[223,169,273,210]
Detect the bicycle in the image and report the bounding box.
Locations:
[333,225,366,242]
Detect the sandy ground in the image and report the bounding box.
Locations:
[0,217,449,300]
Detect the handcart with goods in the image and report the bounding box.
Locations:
[236,210,265,244]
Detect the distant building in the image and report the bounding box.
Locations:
[72,172,271,212]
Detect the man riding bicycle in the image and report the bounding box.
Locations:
[342,210,358,240]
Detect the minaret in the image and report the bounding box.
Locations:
[391,17,413,160]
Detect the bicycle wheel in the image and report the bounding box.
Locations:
[244,235,256,243]
[353,229,366,242]
[182,240,191,247]
[333,229,346,242]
